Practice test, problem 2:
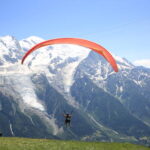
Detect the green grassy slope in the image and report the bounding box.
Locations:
[0,137,149,150]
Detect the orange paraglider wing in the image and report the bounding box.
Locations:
[21,38,118,72]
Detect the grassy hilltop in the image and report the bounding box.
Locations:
[0,137,149,150]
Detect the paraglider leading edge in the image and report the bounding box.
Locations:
[21,38,118,72]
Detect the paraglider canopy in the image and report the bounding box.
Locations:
[21,38,118,72]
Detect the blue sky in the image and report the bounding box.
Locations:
[0,0,150,63]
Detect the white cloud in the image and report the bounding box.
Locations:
[134,59,150,68]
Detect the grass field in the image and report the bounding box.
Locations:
[0,137,149,150]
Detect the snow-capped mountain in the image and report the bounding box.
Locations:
[0,36,23,65]
[0,35,150,146]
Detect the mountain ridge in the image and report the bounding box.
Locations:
[0,35,150,146]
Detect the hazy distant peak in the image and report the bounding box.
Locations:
[134,59,150,68]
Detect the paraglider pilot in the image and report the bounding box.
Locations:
[63,111,72,127]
